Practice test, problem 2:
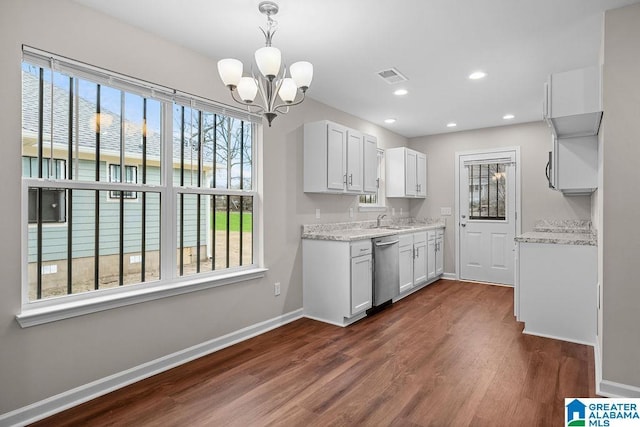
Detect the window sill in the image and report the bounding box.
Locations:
[16,267,268,328]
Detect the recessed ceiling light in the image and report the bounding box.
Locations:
[503,114,515,120]
[394,89,408,96]
[446,122,457,128]
[468,71,487,80]
[384,118,397,124]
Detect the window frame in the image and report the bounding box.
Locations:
[18,47,265,327]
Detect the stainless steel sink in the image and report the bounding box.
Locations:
[376,225,412,230]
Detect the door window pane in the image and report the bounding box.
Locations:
[469,163,507,220]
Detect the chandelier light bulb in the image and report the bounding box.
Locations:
[278,78,298,103]
[255,46,282,79]
[237,77,258,102]
[289,61,313,90]
[217,59,243,88]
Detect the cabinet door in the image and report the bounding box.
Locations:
[416,153,427,197]
[363,135,378,193]
[351,254,372,315]
[413,241,427,285]
[327,123,347,191]
[427,233,436,280]
[346,130,363,192]
[405,150,417,196]
[399,244,414,293]
[435,234,444,276]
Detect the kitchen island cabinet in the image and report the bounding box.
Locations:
[515,221,597,345]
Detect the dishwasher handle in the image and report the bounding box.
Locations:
[374,239,399,247]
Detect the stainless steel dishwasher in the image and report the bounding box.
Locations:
[372,235,400,308]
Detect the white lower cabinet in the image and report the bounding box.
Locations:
[435,230,444,276]
[427,233,436,279]
[413,233,428,284]
[517,241,596,345]
[351,244,373,315]
[398,231,428,294]
[303,239,372,326]
[427,230,444,280]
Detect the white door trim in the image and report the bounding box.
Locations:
[454,146,521,281]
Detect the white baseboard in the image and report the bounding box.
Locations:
[521,329,595,347]
[441,272,456,280]
[594,338,640,398]
[598,380,640,398]
[0,308,304,427]
[594,338,602,394]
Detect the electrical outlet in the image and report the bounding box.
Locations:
[274,282,281,296]
[440,207,452,216]
[315,209,320,219]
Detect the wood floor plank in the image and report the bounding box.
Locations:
[30,280,597,427]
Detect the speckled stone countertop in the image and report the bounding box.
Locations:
[515,220,597,246]
[302,218,446,242]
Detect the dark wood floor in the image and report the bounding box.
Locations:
[31,280,596,426]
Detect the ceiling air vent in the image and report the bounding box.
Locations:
[377,67,408,84]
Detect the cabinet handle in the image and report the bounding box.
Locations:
[343,174,347,184]
[376,178,380,189]
[349,174,353,185]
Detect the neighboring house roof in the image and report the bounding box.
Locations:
[21,69,243,166]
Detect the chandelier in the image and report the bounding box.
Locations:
[217,1,313,127]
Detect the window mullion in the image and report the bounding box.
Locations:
[161,101,177,282]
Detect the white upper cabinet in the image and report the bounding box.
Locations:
[346,130,363,192]
[543,65,603,138]
[326,123,347,191]
[363,134,378,193]
[386,147,427,198]
[416,152,427,197]
[548,134,598,195]
[304,121,377,194]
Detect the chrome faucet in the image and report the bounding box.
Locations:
[377,214,387,228]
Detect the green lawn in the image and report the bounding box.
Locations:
[214,212,253,232]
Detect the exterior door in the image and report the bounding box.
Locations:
[459,150,516,285]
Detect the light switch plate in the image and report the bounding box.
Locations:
[440,207,452,216]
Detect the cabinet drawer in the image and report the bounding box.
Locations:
[351,240,372,257]
[413,231,427,244]
[398,234,413,248]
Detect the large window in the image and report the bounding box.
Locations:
[21,49,259,305]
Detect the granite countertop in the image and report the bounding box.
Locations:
[302,218,446,242]
[515,220,597,246]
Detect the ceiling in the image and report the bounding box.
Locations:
[74,0,640,138]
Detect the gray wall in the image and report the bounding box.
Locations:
[0,0,410,414]
[409,122,592,275]
[601,2,640,388]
